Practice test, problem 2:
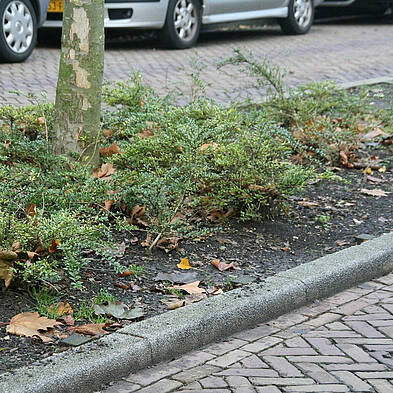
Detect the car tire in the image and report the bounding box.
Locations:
[0,0,37,62]
[280,0,314,35]
[160,0,201,49]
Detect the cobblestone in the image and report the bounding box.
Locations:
[100,273,393,393]
[2,17,393,107]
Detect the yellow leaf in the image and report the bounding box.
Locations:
[0,250,17,289]
[379,166,387,173]
[363,167,373,175]
[177,258,191,270]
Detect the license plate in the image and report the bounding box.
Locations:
[47,0,63,13]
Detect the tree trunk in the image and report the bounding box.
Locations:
[53,0,104,166]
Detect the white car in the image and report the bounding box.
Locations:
[43,0,324,49]
[0,0,50,61]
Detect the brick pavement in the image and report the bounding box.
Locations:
[0,16,393,106]
[98,273,393,393]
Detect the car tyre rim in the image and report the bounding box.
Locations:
[293,0,312,28]
[2,0,33,54]
[173,0,198,42]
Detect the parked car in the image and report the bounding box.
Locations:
[317,0,392,16]
[42,0,324,49]
[0,0,49,61]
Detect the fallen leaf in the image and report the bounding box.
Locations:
[161,293,207,310]
[361,188,390,197]
[94,301,144,320]
[104,200,114,211]
[25,203,37,219]
[128,205,149,227]
[138,129,155,139]
[141,234,152,248]
[102,129,115,138]
[297,200,319,208]
[37,117,46,125]
[99,143,123,157]
[340,151,354,168]
[68,323,108,336]
[0,250,18,288]
[48,239,59,253]
[211,259,235,272]
[157,236,180,252]
[199,142,219,152]
[172,281,206,295]
[62,314,75,326]
[361,128,389,141]
[378,166,387,173]
[177,258,191,270]
[92,163,116,181]
[6,312,62,342]
[366,175,384,184]
[363,167,373,175]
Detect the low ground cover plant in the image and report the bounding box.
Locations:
[0,54,391,319]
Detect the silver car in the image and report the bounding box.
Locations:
[0,0,49,61]
[43,0,324,49]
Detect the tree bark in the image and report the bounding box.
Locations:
[53,0,104,166]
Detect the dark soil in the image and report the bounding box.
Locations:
[1,84,392,376]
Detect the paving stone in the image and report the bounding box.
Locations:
[369,378,393,393]
[262,356,303,377]
[240,355,269,369]
[207,350,251,367]
[286,356,353,364]
[325,322,351,331]
[173,365,222,384]
[285,337,310,348]
[102,381,141,393]
[334,300,375,315]
[241,337,282,353]
[303,313,342,328]
[125,364,182,386]
[169,350,216,370]
[296,363,339,384]
[204,339,248,356]
[260,345,317,356]
[255,387,282,393]
[331,371,373,392]
[233,325,280,342]
[323,363,388,372]
[355,371,393,379]
[249,377,315,386]
[233,388,258,393]
[137,379,182,393]
[175,390,231,393]
[282,385,350,392]
[199,376,228,388]
[215,369,279,377]
[305,338,345,356]
[256,387,282,393]
[336,343,377,363]
[225,375,252,387]
[344,320,385,338]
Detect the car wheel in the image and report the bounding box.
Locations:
[160,0,201,49]
[0,0,37,62]
[280,0,314,35]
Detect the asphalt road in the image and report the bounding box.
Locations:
[0,15,392,106]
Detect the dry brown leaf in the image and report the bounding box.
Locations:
[4,139,11,149]
[104,200,114,212]
[103,129,115,138]
[172,281,206,295]
[92,163,116,181]
[361,188,390,197]
[138,129,155,139]
[99,143,123,157]
[37,117,46,125]
[157,237,180,252]
[128,205,149,227]
[62,314,75,326]
[25,203,37,219]
[339,151,354,168]
[297,200,319,208]
[48,239,59,254]
[0,250,17,288]
[177,258,191,270]
[161,298,186,310]
[211,259,235,272]
[6,312,62,342]
[361,128,389,141]
[199,142,219,152]
[68,323,108,336]
[141,233,152,248]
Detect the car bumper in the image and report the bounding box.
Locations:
[43,1,168,29]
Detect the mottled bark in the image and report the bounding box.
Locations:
[53,0,104,165]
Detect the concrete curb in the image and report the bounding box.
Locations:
[338,76,393,89]
[1,231,393,393]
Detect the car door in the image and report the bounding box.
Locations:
[260,0,287,10]
[204,0,262,22]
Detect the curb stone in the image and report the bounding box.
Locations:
[0,231,393,393]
